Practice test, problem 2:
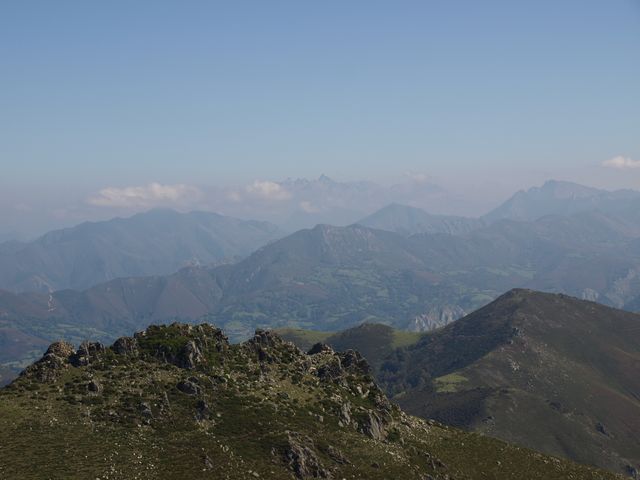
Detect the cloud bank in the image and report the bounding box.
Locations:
[88,183,202,208]
[244,180,292,201]
[80,174,470,231]
[602,156,640,170]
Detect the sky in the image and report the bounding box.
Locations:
[1,1,639,237]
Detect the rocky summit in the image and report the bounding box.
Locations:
[0,323,620,479]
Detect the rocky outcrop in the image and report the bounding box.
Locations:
[45,341,75,359]
[135,323,228,369]
[338,350,370,375]
[283,432,332,479]
[176,379,200,395]
[175,340,205,369]
[70,341,106,367]
[307,343,334,355]
[410,305,465,332]
[111,336,138,356]
[19,341,74,382]
[245,329,302,364]
[359,411,386,440]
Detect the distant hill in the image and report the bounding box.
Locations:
[279,323,423,370]
[357,203,485,236]
[286,290,640,477]
[0,209,283,293]
[484,180,640,222]
[276,174,453,230]
[0,323,620,480]
[4,216,640,378]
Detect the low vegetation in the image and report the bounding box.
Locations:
[0,322,620,479]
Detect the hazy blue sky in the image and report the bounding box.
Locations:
[1,1,639,236]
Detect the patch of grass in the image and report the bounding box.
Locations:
[435,373,468,393]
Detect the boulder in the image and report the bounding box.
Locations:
[307,343,334,355]
[176,379,200,395]
[87,379,102,393]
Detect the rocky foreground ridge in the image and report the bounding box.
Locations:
[0,323,621,479]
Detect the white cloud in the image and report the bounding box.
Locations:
[299,201,320,213]
[602,156,640,170]
[404,171,431,183]
[88,182,202,208]
[245,180,291,201]
[226,190,242,202]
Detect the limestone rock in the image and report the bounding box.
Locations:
[284,432,331,479]
[112,336,138,356]
[70,341,106,367]
[359,411,387,440]
[18,340,74,383]
[45,341,75,359]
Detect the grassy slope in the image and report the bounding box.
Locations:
[283,290,640,477]
[393,290,640,474]
[0,324,619,480]
[277,323,423,369]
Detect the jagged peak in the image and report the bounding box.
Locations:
[15,322,377,390]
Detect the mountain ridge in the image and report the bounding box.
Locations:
[283,289,640,477]
[357,203,485,236]
[0,321,621,479]
[484,180,640,222]
[3,214,640,376]
[0,208,283,293]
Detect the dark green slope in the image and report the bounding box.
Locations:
[0,323,619,480]
[284,290,640,477]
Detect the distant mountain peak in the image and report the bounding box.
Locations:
[485,180,640,222]
[357,203,484,236]
[317,173,335,184]
[0,209,283,293]
[534,179,602,198]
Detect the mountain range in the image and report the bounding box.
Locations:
[280,289,640,478]
[4,179,640,294]
[221,174,463,231]
[3,180,640,382]
[0,209,283,293]
[484,180,640,223]
[0,322,621,479]
[358,203,485,236]
[2,180,640,477]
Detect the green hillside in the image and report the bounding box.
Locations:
[0,323,619,480]
[284,290,640,477]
